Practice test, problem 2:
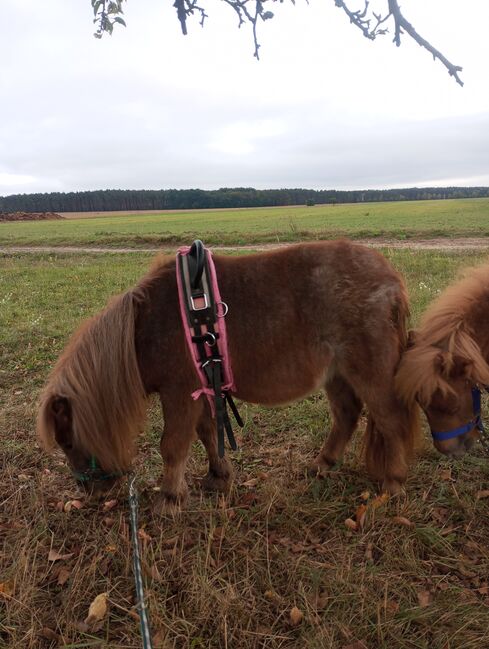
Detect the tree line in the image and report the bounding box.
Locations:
[1,186,488,213]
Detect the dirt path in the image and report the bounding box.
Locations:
[2,237,489,255]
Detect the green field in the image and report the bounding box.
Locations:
[2,248,489,648]
[1,197,489,247]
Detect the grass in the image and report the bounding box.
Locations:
[1,198,489,248]
[1,248,489,648]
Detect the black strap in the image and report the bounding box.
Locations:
[178,241,242,458]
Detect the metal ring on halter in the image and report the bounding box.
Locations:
[205,333,217,347]
[216,301,229,317]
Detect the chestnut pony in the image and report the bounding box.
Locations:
[396,263,489,458]
[38,241,419,509]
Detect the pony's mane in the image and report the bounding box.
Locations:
[37,287,148,473]
[396,263,489,405]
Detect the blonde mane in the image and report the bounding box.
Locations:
[37,288,147,472]
[396,263,489,405]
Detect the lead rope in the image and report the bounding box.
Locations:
[128,476,153,649]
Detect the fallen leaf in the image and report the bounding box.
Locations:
[289,606,303,626]
[360,490,371,501]
[103,516,115,527]
[385,600,399,615]
[39,627,62,644]
[0,580,14,599]
[477,586,489,596]
[392,516,414,527]
[476,490,489,500]
[138,528,152,543]
[48,549,74,562]
[57,567,71,586]
[371,493,389,509]
[242,478,258,488]
[103,499,118,511]
[84,592,108,625]
[71,500,84,509]
[55,501,64,512]
[18,473,30,481]
[355,504,367,531]
[64,501,73,513]
[364,542,374,563]
[417,590,433,607]
[439,468,453,481]
[344,518,358,531]
[105,544,117,553]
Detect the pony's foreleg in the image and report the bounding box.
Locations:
[197,410,234,494]
[309,374,363,477]
[154,393,201,513]
[364,396,411,495]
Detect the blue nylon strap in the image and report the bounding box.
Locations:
[431,419,480,441]
[431,387,482,441]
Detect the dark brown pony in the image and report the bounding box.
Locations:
[38,241,419,509]
[396,263,489,458]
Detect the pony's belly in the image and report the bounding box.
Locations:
[233,360,330,407]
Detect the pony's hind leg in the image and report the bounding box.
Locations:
[154,392,201,514]
[197,410,234,494]
[309,374,363,477]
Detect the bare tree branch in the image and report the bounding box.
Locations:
[387,0,463,87]
[335,0,463,86]
[90,0,464,86]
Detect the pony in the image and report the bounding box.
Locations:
[396,263,489,458]
[37,240,420,510]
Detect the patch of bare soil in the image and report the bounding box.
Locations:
[0,211,64,222]
[2,238,489,255]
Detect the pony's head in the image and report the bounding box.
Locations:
[396,329,489,458]
[37,291,147,493]
[37,394,124,492]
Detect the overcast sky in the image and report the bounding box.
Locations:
[1,0,488,194]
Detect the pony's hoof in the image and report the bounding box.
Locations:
[307,455,335,478]
[152,490,186,516]
[382,478,405,496]
[201,470,232,494]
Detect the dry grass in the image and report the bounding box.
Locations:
[2,250,489,648]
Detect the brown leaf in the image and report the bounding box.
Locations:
[289,606,303,626]
[344,518,358,531]
[103,499,118,511]
[477,585,489,596]
[48,549,74,562]
[242,478,258,488]
[138,528,152,543]
[57,567,71,586]
[355,504,367,531]
[439,468,453,481]
[84,592,108,625]
[18,473,30,481]
[0,580,14,599]
[371,493,389,509]
[39,627,62,644]
[476,490,489,500]
[392,516,414,528]
[417,590,433,607]
[364,542,374,563]
[360,490,371,501]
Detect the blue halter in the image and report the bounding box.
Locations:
[431,386,486,442]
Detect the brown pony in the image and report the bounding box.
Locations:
[396,263,489,458]
[38,241,419,509]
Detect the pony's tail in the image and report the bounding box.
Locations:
[37,289,147,473]
[364,290,422,481]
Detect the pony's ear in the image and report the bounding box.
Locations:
[50,396,73,448]
[407,329,419,349]
[434,351,472,380]
[450,356,474,380]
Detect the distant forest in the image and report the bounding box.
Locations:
[1,186,488,213]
